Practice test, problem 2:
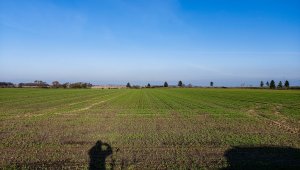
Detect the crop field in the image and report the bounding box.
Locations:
[0,88,300,169]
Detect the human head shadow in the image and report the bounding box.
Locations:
[88,140,113,170]
[224,146,300,170]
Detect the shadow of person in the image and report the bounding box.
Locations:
[89,140,113,170]
[224,146,300,170]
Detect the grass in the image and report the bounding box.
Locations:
[0,88,299,169]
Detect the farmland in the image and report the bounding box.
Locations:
[0,88,300,169]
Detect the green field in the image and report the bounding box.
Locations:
[0,88,299,169]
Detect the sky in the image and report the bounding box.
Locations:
[0,0,300,86]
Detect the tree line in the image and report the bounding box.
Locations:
[260,80,290,89]
[126,80,294,89]
[126,80,212,89]
[0,80,296,89]
[126,81,174,88]
[0,80,92,88]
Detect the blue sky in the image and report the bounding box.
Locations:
[1,0,300,86]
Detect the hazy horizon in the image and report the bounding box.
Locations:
[1,0,300,86]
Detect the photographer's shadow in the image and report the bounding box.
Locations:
[89,140,113,170]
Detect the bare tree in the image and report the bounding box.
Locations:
[52,81,60,88]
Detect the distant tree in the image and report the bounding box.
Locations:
[0,82,15,88]
[266,81,269,87]
[277,81,283,89]
[164,81,168,87]
[147,83,151,88]
[178,80,183,87]
[284,80,290,89]
[210,82,214,87]
[260,81,264,88]
[34,80,48,88]
[82,83,87,88]
[87,83,93,88]
[68,82,90,88]
[62,83,69,88]
[34,80,43,84]
[187,83,193,88]
[52,81,60,88]
[18,83,23,88]
[69,82,81,88]
[126,82,131,88]
[270,80,276,89]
